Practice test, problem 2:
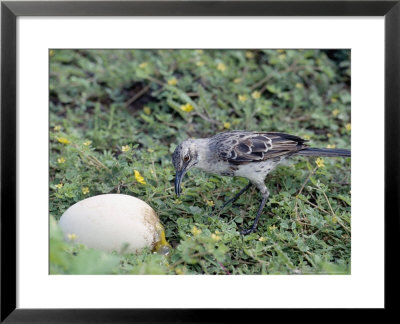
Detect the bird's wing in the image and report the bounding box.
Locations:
[213,131,309,163]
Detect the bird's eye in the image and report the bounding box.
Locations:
[183,155,190,162]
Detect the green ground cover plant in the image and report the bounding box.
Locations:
[49,49,351,275]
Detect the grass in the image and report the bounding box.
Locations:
[49,49,351,275]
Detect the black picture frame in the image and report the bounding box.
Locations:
[1,0,398,321]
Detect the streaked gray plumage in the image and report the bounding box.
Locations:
[172,131,350,235]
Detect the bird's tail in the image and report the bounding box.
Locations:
[297,148,351,157]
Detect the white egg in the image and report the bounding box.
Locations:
[59,194,169,254]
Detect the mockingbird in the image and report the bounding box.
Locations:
[172,131,350,235]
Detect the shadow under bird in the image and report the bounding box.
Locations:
[172,131,351,235]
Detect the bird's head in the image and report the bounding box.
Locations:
[172,139,199,196]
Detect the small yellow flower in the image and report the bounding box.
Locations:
[196,61,205,67]
[57,157,66,164]
[121,145,130,153]
[134,170,146,184]
[83,140,92,146]
[277,49,285,53]
[211,233,221,241]
[245,51,254,59]
[49,50,55,57]
[223,122,231,129]
[57,137,70,144]
[206,200,215,207]
[315,157,325,168]
[139,62,148,69]
[217,63,226,72]
[279,54,286,60]
[331,97,338,103]
[167,78,178,86]
[180,103,194,112]
[143,106,151,115]
[332,109,340,117]
[251,91,261,99]
[53,125,62,132]
[175,268,184,275]
[191,226,202,236]
[233,78,242,84]
[55,183,63,190]
[326,144,336,149]
[238,94,247,103]
[295,83,303,89]
[303,135,311,140]
[67,233,77,241]
[147,148,154,153]
[82,187,89,195]
[346,123,351,131]
[327,133,333,138]
[195,49,204,54]
[269,225,277,231]
[332,216,338,224]
[258,236,266,242]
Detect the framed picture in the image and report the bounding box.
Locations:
[1,0,398,321]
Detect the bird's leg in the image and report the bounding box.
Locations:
[221,182,252,210]
[240,187,269,235]
[210,182,252,216]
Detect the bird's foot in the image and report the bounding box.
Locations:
[239,227,256,235]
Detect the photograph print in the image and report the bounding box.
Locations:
[49,49,351,275]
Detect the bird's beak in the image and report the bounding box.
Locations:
[174,169,186,196]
